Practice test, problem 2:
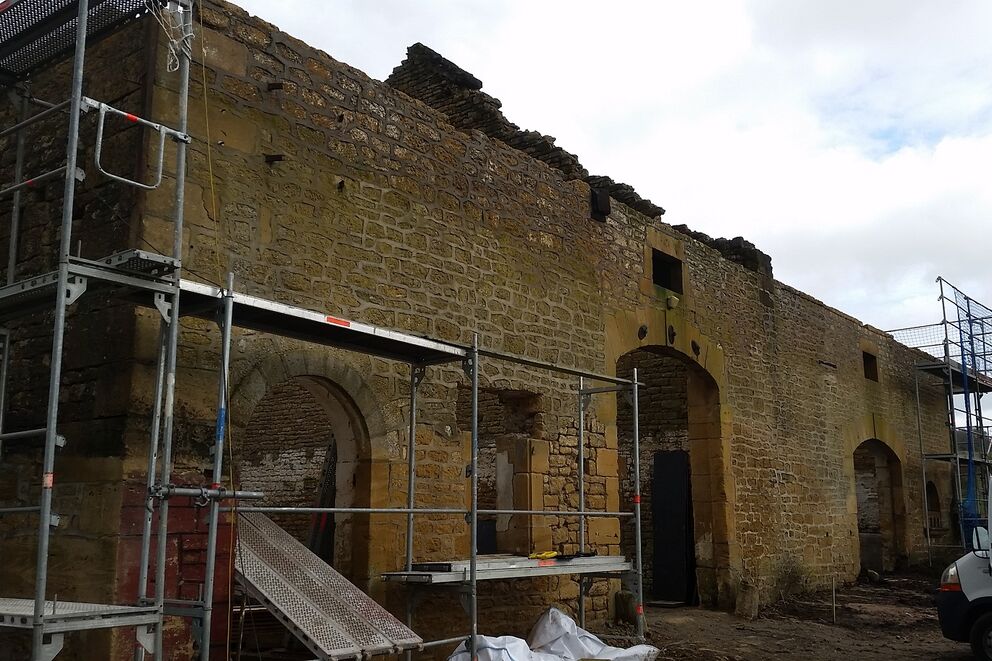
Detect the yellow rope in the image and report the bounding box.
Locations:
[197,3,222,285]
[192,3,241,656]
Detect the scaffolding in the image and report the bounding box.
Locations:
[0,2,647,659]
[223,317,647,657]
[0,1,264,659]
[889,277,992,561]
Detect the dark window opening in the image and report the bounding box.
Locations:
[863,351,879,381]
[590,187,611,222]
[652,248,683,294]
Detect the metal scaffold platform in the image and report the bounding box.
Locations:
[382,554,634,584]
[0,1,207,659]
[890,277,992,560]
[175,279,467,363]
[0,599,159,632]
[228,327,647,656]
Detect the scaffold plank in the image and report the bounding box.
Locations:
[178,279,466,364]
[382,553,633,584]
[0,598,158,633]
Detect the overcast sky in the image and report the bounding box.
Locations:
[235,0,992,331]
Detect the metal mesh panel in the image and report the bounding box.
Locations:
[236,541,360,659]
[238,520,394,655]
[244,512,421,647]
[98,249,178,275]
[0,0,164,80]
[889,323,944,359]
[953,288,992,376]
[236,513,422,659]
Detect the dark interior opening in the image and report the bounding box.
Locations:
[652,248,683,294]
[863,351,879,381]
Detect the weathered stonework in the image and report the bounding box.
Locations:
[0,2,952,659]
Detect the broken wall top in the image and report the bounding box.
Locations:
[386,42,773,279]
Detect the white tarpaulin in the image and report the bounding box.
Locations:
[448,608,659,661]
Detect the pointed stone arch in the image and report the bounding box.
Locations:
[840,416,910,574]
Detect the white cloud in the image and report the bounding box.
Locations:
[234,0,992,330]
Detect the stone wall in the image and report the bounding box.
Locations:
[0,0,955,658]
[386,43,666,220]
[239,378,335,544]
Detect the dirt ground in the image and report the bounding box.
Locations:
[640,573,972,660]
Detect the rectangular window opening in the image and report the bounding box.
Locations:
[652,248,683,294]
[863,351,879,381]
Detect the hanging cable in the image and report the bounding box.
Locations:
[188,3,243,655]
[145,0,194,73]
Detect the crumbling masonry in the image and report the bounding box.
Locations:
[0,1,952,658]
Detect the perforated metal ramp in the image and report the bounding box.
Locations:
[235,512,422,660]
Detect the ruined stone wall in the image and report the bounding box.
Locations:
[0,1,954,658]
[593,201,948,606]
[672,236,947,596]
[131,1,626,651]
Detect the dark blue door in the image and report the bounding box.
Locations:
[652,450,696,603]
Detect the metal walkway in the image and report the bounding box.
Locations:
[382,553,633,584]
[0,598,158,659]
[235,512,422,660]
[0,598,158,633]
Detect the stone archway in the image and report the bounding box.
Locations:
[616,346,730,607]
[228,349,395,587]
[926,481,942,532]
[238,375,367,578]
[853,439,906,572]
[604,306,737,609]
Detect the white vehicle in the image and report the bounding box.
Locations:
[938,528,992,659]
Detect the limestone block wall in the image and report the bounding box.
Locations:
[0,0,956,658]
[134,0,627,648]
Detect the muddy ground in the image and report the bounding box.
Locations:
[639,573,971,660]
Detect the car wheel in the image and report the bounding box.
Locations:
[970,612,992,660]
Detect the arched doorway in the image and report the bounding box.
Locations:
[238,375,368,578]
[853,439,906,572]
[617,346,728,607]
[926,481,942,532]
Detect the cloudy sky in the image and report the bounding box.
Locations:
[236,0,992,331]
